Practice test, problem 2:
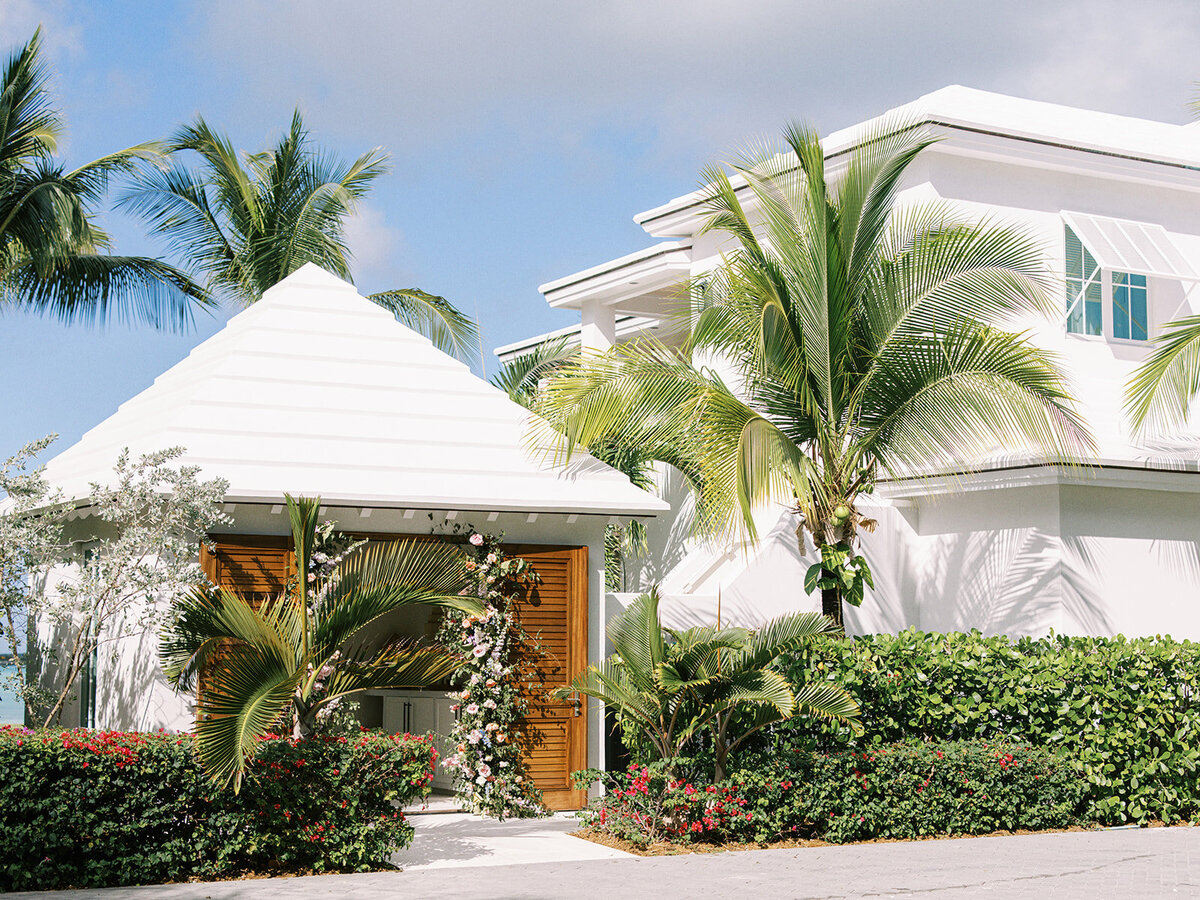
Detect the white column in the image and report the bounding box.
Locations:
[580,301,616,352]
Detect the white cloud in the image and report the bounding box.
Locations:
[342,201,409,288]
[196,0,1200,178]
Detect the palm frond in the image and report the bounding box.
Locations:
[313,538,479,660]
[367,287,480,361]
[1125,314,1200,436]
[490,337,576,408]
[193,642,300,789]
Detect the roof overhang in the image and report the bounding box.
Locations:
[539,241,692,310]
[1061,211,1200,282]
[493,314,660,364]
[633,87,1200,240]
[878,454,1200,501]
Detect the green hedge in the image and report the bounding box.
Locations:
[0,726,436,891]
[779,630,1200,825]
[579,739,1082,847]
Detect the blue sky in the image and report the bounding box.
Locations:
[2,0,1198,464]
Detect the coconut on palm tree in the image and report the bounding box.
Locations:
[120,112,478,359]
[0,30,208,329]
[536,121,1093,625]
[555,588,859,781]
[160,495,483,788]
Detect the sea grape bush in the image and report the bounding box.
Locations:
[777,630,1200,824]
[578,740,1082,847]
[0,726,435,891]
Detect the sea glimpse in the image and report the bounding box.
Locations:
[0,664,25,724]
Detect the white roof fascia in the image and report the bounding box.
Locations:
[539,241,692,309]
[1061,211,1200,282]
[493,315,659,364]
[878,455,1200,501]
[634,86,1200,239]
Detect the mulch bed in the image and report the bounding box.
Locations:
[569,822,1186,857]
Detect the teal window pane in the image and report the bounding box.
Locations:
[1131,282,1148,341]
[1065,226,1103,336]
[1113,283,1129,339]
[1112,271,1149,341]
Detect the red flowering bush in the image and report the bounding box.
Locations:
[577,740,1083,848]
[0,726,435,891]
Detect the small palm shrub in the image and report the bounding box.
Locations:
[558,589,858,781]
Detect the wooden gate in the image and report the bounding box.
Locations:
[506,545,589,811]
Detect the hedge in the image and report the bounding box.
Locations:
[579,739,1082,847]
[0,727,436,891]
[778,630,1200,825]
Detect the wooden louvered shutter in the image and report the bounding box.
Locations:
[200,535,294,606]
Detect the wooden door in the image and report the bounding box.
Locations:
[506,545,589,811]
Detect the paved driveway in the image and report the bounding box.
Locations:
[13,825,1199,899]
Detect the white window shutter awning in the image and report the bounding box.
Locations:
[1060,211,1199,282]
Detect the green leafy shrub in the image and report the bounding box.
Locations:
[801,741,1083,842]
[0,726,435,891]
[777,630,1200,825]
[578,739,1082,847]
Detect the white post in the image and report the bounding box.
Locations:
[580,301,616,352]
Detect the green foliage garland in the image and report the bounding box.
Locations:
[437,533,545,818]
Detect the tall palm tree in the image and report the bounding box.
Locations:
[0,30,208,329]
[537,121,1094,624]
[120,112,478,358]
[555,589,859,781]
[160,495,483,788]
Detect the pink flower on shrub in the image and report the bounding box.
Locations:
[470,533,485,546]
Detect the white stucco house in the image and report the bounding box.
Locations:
[34,263,667,808]
[498,85,1200,641]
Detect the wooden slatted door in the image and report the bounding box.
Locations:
[507,545,589,811]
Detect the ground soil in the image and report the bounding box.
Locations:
[570,821,1182,858]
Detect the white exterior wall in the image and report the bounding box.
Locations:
[545,90,1200,641]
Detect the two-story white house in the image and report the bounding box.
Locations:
[498,86,1200,640]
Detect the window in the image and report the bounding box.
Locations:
[1112,271,1148,341]
[1065,226,1101,336]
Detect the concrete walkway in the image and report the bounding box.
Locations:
[12,825,1199,899]
[392,811,632,870]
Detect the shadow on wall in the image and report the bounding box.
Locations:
[624,464,696,589]
[96,623,195,732]
[920,527,1070,637]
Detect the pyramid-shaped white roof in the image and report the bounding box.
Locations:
[42,264,667,517]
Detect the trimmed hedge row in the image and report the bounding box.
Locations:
[0,727,436,891]
[580,739,1082,847]
[779,630,1200,825]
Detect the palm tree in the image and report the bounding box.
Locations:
[537,121,1094,625]
[555,589,859,781]
[0,30,208,329]
[160,495,483,788]
[120,112,478,358]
